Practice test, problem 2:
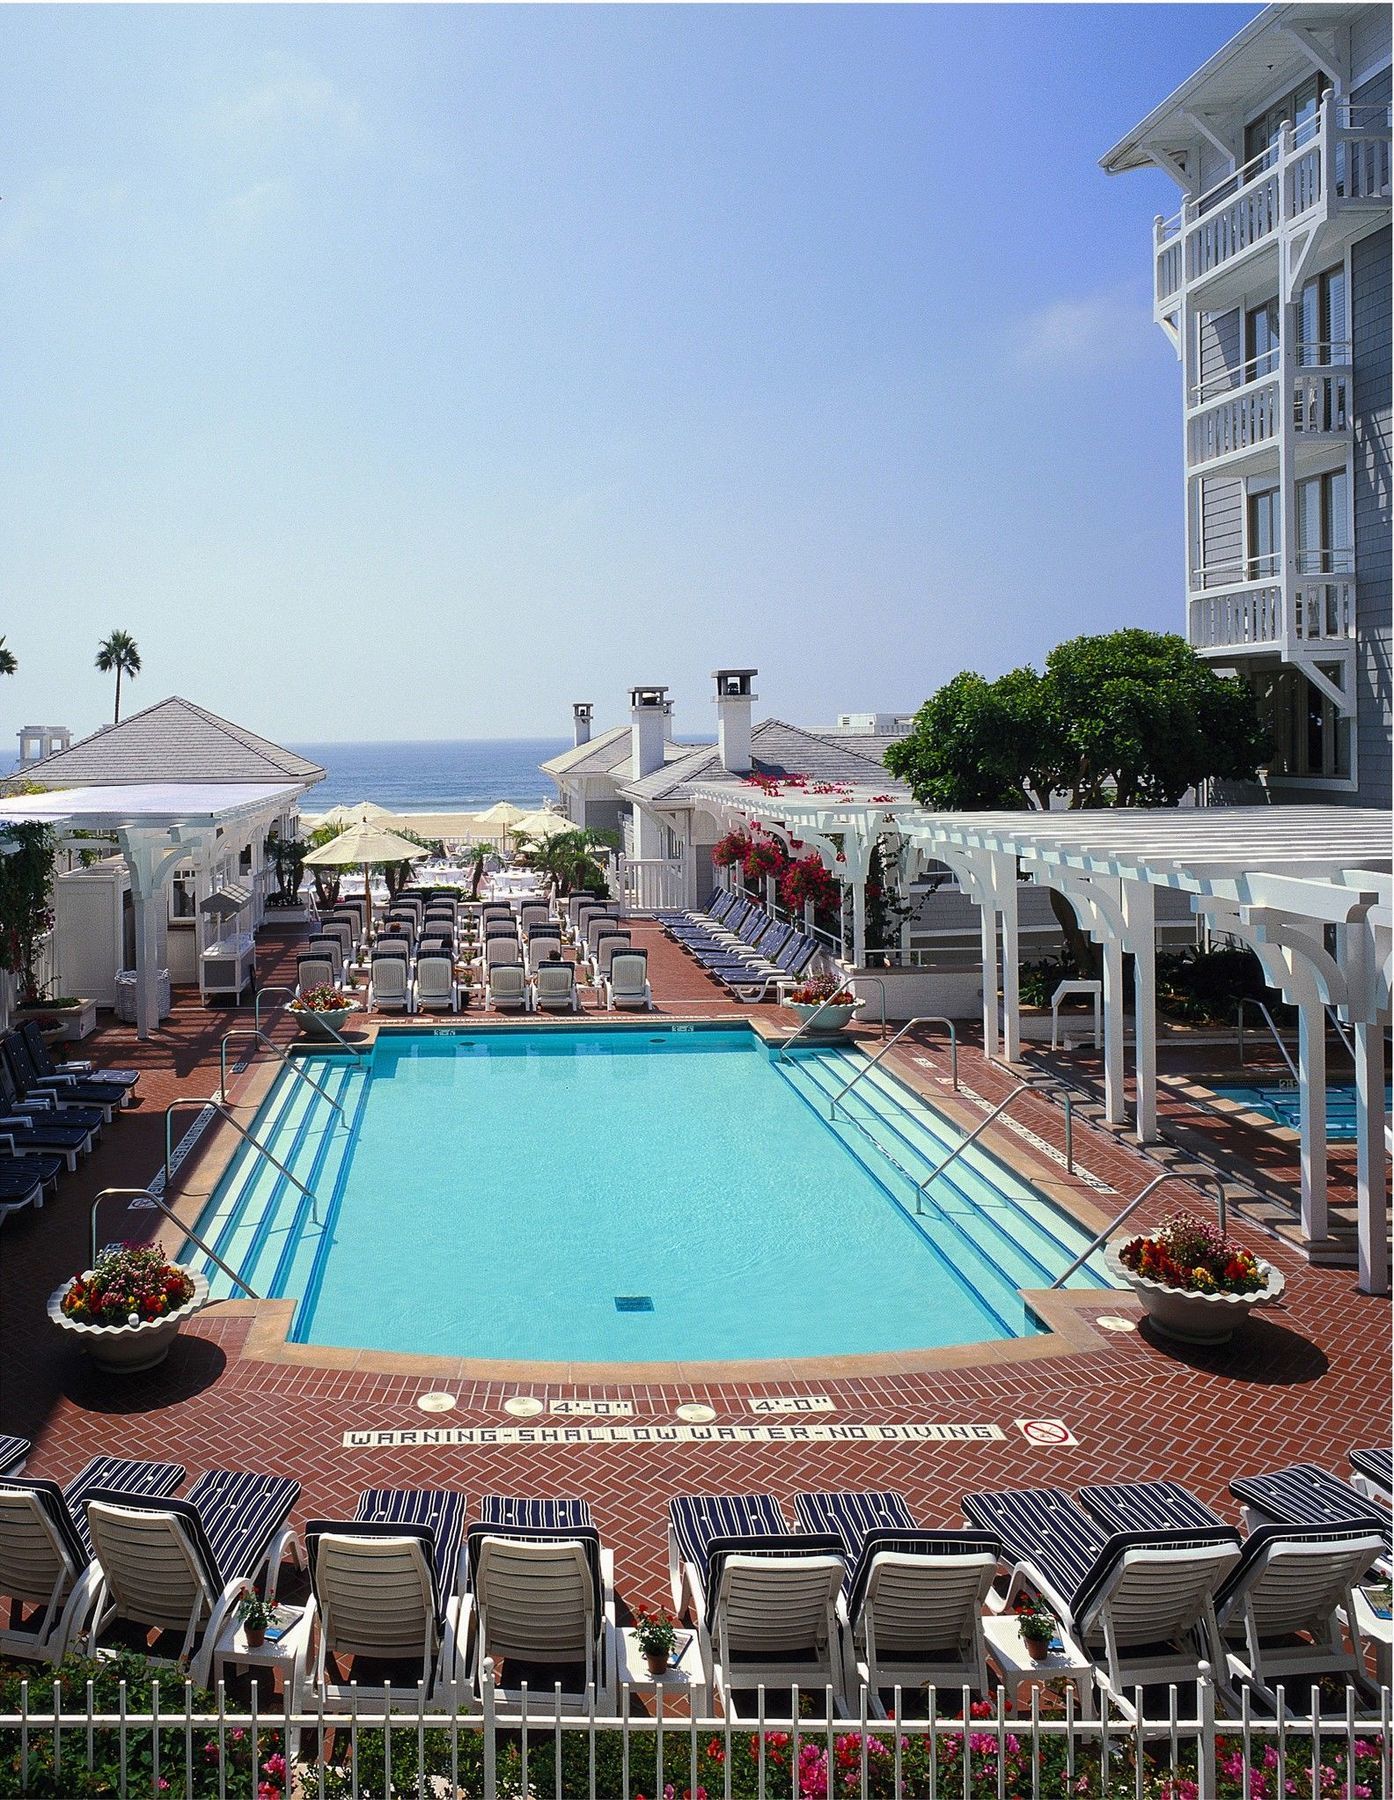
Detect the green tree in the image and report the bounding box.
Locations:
[94,628,141,722]
[0,636,17,677]
[886,629,1270,971]
[512,826,615,896]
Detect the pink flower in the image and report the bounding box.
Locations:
[263,1752,287,1778]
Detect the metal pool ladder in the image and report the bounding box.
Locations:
[219,1027,346,1114]
[89,1186,260,1299]
[828,1016,959,1118]
[164,1097,321,1227]
[1048,1170,1229,1290]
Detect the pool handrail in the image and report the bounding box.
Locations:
[254,983,370,1056]
[1048,1169,1229,1290]
[912,1081,1034,1215]
[89,1186,260,1299]
[1235,997,1299,1081]
[219,1027,347,1115]
[776,987,858,1062]
[163,1097,320,1224]
[829,1016,959,1118]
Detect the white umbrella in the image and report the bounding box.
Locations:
[513,809,568,840]
[302,819,430,923]
[310,800,404,830]
[473,800,529,850]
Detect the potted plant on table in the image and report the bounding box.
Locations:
[1015,1594,1058,1662]
[1110,1211,1285,1345]
[48,1243,209,1373]
[237,1589,274,1649]
[633,1606,679,1678]
[286,983,360,1040]
[785,971,862,1033]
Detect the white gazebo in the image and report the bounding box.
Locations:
[692,785,1392,1295]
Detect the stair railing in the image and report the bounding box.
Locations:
[254,984,370,1056]
[776,990,857,1063]
[89,1186,260,1299]
[829,1017,959,1119]
[912,1083,1034,1215]
[164,1098,320,1226]
[1048,1170,1229,1290]
[219,1028,346,1114]
[1236,998,1299,1081]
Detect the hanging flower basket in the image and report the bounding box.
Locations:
[711,831,752,870]
[49,1245,210,1373]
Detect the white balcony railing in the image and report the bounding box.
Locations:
[1154,99,1392,308]
[1188,576,1355,654]
[1187,374,1280,465]
[613,854,685,913]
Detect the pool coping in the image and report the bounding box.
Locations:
[157,1015,1138,1386]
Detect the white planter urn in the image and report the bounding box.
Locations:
[1105,1242,1284,1345]
[787,999,862,1034]
[289,1002,360,1040]
[48,1271,211,1373]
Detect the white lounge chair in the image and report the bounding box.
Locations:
[370,954,413,1012]
[415,954,459,1013]
[603,949,652,1010]
[532,962,580,1012]
[488,963,530,1011]
[85,1471,300,1687]
[591,932,632,983]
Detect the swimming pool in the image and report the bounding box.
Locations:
[186,1027,1108,1363]
[1208,1081,1390,1141]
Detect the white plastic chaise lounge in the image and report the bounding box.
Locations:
[370,952,413,1013]
[487,963,531,1012]
[303,1486,469,1705]
[961,1483,1241,1716]
[603,949,652,1011]
[84,1469,302,1686]
[1350,1447,1394,1508]
[794,1489,1000,1711]
[16,1020,140,1108]
[0,1456,185,1665]
[463,1496,618,1711]
[532,961,580,1013]
[415,952,459,1013]
[1079,1477,1385,1712]
[667,1492,848,1716]
[1229,1460,1392,1564]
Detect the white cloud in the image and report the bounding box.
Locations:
[207,58,361,146]
[1010,286,1154,370]
[210,178,292,244]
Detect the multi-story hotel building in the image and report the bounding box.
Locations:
[1103,4,1391,806]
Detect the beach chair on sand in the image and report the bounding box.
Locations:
[668,1492,847,1715]
[962,1483,1239,1715]
[0,1456,185,1664]
[85,1470,300,1687]
[463,1497,618,1711]
[304,1487,468,1706]
[795,1489,999,1709]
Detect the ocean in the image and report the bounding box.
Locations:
[289,739,570,814]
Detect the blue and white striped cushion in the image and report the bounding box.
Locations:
[796,1490,999,1614]
[961,1486,1104,1610]
[356,1487,468,1593]
[184,1470,301,1582]
[669,1493,790,1581]
[0,1436,29,1476]
[1078,1481,1227,1538]
[1350,1447,1393,1497]
[1230,1464,1390,1553]
[479,1496,593,1532]
[64,1457,186,1557]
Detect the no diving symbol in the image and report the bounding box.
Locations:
[1016,1418,1078,1447]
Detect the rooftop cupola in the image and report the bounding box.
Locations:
[572,702,593,748]
[629,684,671,780]
[713,668,757,773]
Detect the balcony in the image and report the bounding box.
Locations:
[1154,99,1391,315]
[1188,570,1356,658]
[1185,346,1351,472]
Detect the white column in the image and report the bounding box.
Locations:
[1353,1019,1389,1296]
[980,896,999,1060]
[1123,880,1158,1144]
[1101,935,1127,1127]
[851,879,867,968]
[996,856,1021,1063]
[1296,994,1329,1245]
[633,805,666,861]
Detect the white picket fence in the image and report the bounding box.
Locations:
[0,1667,1388,1800]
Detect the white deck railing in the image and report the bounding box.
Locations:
[612,855,685,913]
[1189,576,1356,653]
[0,1671,1387,1800]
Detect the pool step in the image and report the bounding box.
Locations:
[775,1045,1109,1294]
[193,1056,368,1301]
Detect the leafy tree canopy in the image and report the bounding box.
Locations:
[885,630,1270,810]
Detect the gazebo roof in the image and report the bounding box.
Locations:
[13,696,323,789]
[0,781,303,830]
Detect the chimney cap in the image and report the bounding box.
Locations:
[629,684,670,710]
[712,668,757,697]
[572,701,593,717]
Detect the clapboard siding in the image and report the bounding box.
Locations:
[1199,307,1242,391]
[1350,9,1391,86]
[1200,477,1244,583]
[1351,224,1391,808]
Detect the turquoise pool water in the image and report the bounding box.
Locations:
[1209,1081,1390,1141]
[188,1027,1108,1362]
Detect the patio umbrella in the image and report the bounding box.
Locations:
[513,809,568,840]
[473,800,528,849]
[311,800,405,829]
[302,818,430,922]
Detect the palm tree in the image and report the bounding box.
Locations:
[0,637,17,677]
[95,630,141,723]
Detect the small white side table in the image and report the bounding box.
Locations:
[617,1629,710,1717]
[213,1607,312,1704]
[983,1614,1096,1718]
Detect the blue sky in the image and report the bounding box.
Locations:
[3,2,1257,745]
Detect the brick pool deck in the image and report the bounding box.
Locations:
[1,918,1388,1620]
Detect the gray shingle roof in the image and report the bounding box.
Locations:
[621,719,905,805]
[19,696,324,788]
[543,725,692,782]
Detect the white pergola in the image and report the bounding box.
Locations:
[692,786,1392,1295]
[0,782,304,1039]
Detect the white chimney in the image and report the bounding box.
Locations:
[629,685,671,780]
[713,668,757,773]
[572,702,593,748]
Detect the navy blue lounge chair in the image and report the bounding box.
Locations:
[17,1019,139,1099]
[719,933,821,999]
[962,1484,1240,1708]
[354,1485,470,1595]
[0,1437,29,1476]
[0,1153,64,1217]
[795,1489,1000,1704]
[693,919,792,971]
[3,1035,120,1125]
[1229,1461,1391,1562]
[0,1067,96,1170]
[7,1028,133,1116]
[0,1053,105,1133]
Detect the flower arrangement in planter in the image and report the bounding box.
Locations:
[1111,1211,1284,1345]
[50,1243,209,1372]
[711,831,752,870]
[632,1605,679,1677]
[785,970,861,1033]
[286,984,360,1039]
[1014,1593,1058,1661]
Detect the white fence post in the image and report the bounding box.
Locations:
[482,1656,497,1800]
